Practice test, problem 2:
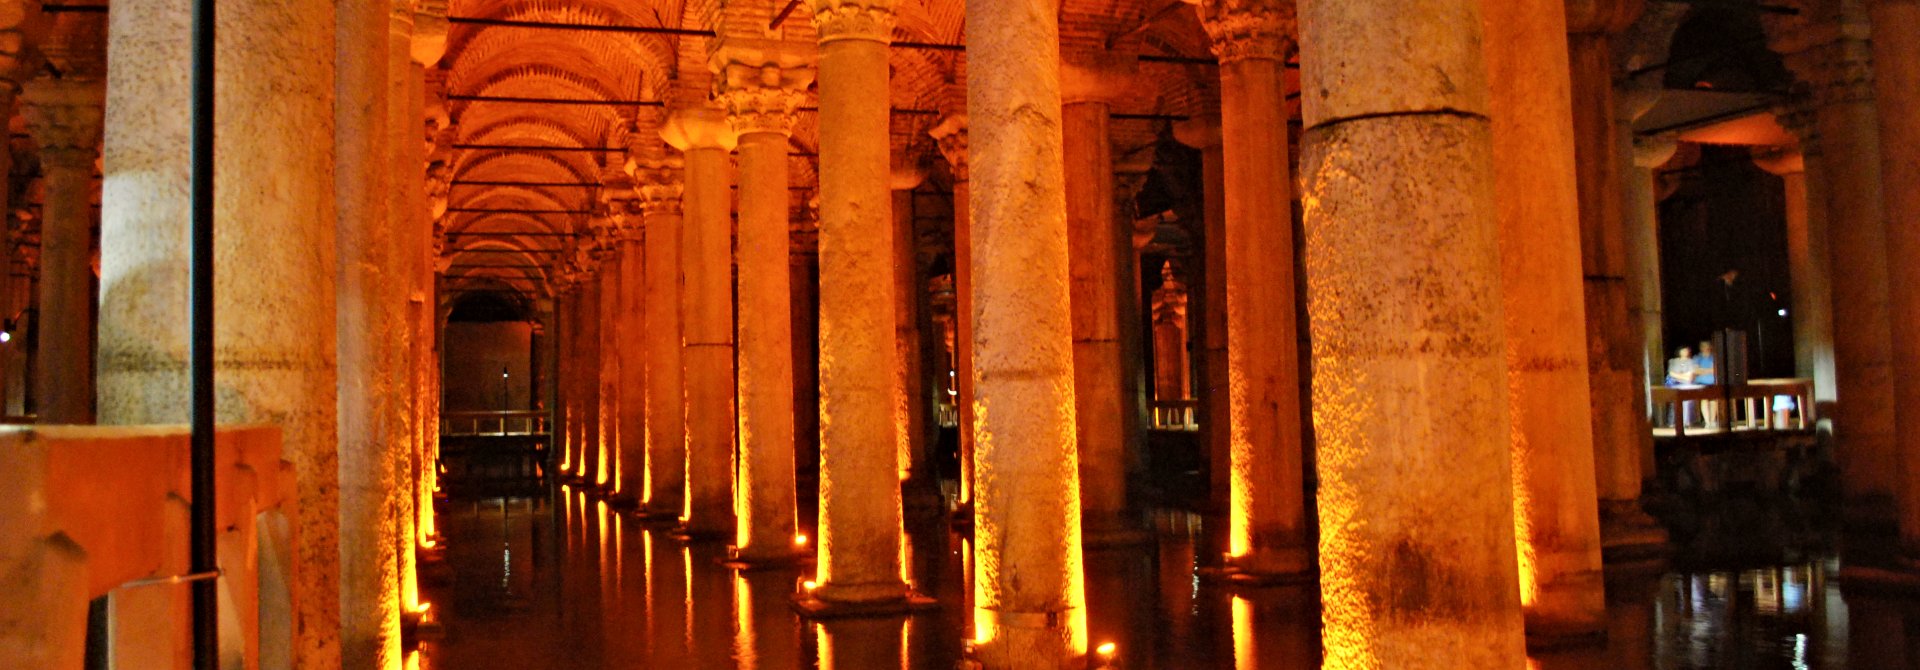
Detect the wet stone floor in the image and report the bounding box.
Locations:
[417,486,1920,669]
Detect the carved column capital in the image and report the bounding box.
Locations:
[1198,0,1295,65]
[22,76,102,169]
[928,114,968,182]
[1768,7,1877,108]
[662,105,738,152]
[809,0,895,44]
[710,39,814,137]
[633,152,686,217]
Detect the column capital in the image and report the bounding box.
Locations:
[890,161,926,191]
[1771,93,1821,149]
[633,153,686,217]
[1198,0,1295,65]
[928,114,968,181]
[1060,53,1138,105]
[412,0,450,66]
[809,0,896,44]
[1172,116,1223,149]
[22,76,102,169]
[1751,145,1805,176]
[1767,8,1876,107]
[710,38,815,137]
[1632,134,1680,169]
[662,106,739,152]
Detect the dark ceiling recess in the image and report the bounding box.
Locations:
[447,290,532,323]
[1663,8,1792,94]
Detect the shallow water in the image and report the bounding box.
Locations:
[417,488,1912,669]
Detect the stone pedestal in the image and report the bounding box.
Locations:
[1481,0,1606,638]
[714,41,811,565]
[803,0,918,612]
[1199,0,1311,581]
[21,77,102,425]
[1298,0,1528,664]
[963,0,1090,665]
[663,107,736,539]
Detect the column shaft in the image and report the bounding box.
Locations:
[733,128,800,561]
[1621,134,1672,418]
[385,10,419,618]
[558,289,577,475]
[1871,0,1920,554]
[23,80,102,425]
[1062,99,1136,545]
[1779,148,1837,402]
[1482,0,1605,635]
[582,273,603,485]
[964,0,1088,664]
[643,206,686,515]
[812,2,911,604]
[1298,0,1528,664]
[681,142,735,538]
[619,238,649,503]
[599,255,620,490]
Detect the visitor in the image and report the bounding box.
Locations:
[1667,346,1700,386]
[1693,341,1717,385]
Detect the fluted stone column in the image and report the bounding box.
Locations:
[965,0,1090,665]
[663,107,737,538]
[22,78,101,425]
[1870,0,1920,559]
[1481,0,1605,637]
[1199,0,1310,581]
[801,0,918,610]
[1298,0,1528,665]
[1061,54,1146,548]
[618,231,648,504]
[1771,7,1896,511]
[634,158,685,518]
[98,0,343,664]
[928,112,973,511]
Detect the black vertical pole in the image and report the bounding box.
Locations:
[188,0,218,668]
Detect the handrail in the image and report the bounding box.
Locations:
[1649,377,1816,437]
[1150,399,1200,432]
[440,410,550,437]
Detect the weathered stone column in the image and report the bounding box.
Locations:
[1870,0,1920,560]
[409,5,447,551]
[384,3,422,618]
[1568,2,1663,558]
[1624,132,1677,411]
[97,0,341,664]
[1770,6,1897,512]
[713,41,811,564]
[662,107,736,538]
[581,263,605,485]
[1298,0,1528,664]
[556,285,578,475]
[1061,54,1146,547]
[927,112,973,510]
[1198,0,1310,581]
[599,238,623,492]
[1481,0,1606,638]
[1173,117,1231,560]
[802,0,916,611]
[964,0,1090,664]
[892,164,943,511]
[22,78,102,425]
[617,225,648,505]
[1761,107,1837,405]
[633,155,685,518]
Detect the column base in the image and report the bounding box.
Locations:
[1599,501,1669,565]
[400,607,445,650]
[792,584,937,619]
[671,523,732,543]
[722,545,814,571]
[949,500,975,531]
[1523,620,1607,650]
[631,503,684,525]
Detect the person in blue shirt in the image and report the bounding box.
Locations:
[1693,341,1717,385]
[1667,346,1700,386]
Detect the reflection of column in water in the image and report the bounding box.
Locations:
[1084,547,1155,666]
[817,617,908,670]
[1847,591,1911,669]
[733,570,800,670]
[642,533,689,666]
[1229,588,1318,670]
[686,543,735,666]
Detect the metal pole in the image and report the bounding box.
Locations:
[188,0,218,668]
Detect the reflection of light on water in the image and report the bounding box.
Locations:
[1793,633,1808,670]
[1232,596,1253,670]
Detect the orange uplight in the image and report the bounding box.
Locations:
[420,538,437,550]
[803,580,819,592]
[795,533,808,546]
[414,601,433,614]
[1095,642,1116,657]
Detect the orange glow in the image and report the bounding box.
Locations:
[597,437,610,487]
[1228,430,1253,558]
[1232,596,1254,670]
[794,533,808,547]
[414,601,432,614]
[1512,446,1540,608]
[803,580,819,591]
[420,538,437,550]
[1096,642,1116,657]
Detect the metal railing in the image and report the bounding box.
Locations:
[441,410,550,436]
[1150,399,1200,432]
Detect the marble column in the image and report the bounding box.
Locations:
[102,0,343,662]
[928,113,973,511]
[384,4,421,619]
[1568,3,1664,557]
[1298,0,1528,665]
[599,240,622,492]
[618,230,649,505]
[802,0,917,610]
[1173,118,1231,559]
[1199,0,1310,581]
[662,107,736,538]
[557,286,578,475]
[1624,132,1677,410]
[964,0,1089,665]
[892,165,943,510]
[1760,110,1837,405]
[1772,8,1896,510]
[714,41,811,564]
[580,266,605,485]
[1481,0,1606,637]
[633,158,685,518]
[21,78,101,425]
[409,6,447,550]
[1870,0,1920,559]
[1061,54,1146,547]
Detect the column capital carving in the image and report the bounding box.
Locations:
[809,0,896,44]
[1767,7,1876,108]
[710,39,815,137]
[1060,53,1138,105]
[632,152,686,217]
[662,106,739,152]
[1632,134,1680,170]
[412,0,449,66]
[22,76,102,169]
[1198,0,1295,65]
[1771,94,1821,149]
[928,114,968,181]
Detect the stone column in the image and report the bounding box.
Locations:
[1150,263,1191,402]
[927,113,973,511]
[662,107,736,538]
[618,229,649,505]
[22,78,102,425]
[1173,118,1231,556]
[557,286,578,475]
[1761,108,1837,405]
[100,0,343,663]
[1481,0,1605,637]
[599,240,622,492]
[634,159,685,518]
[1199,0,1310,581]
[409,5,447,551]
[1870,0,1920,559]
[892,164,943,511]
[385,4,422,618]
[1298,0,1528,665]
[581,264,604,485]
[1568,3,1663,557]
[1061,54,1146,547]
[713,40,811,565]
[802,0,917,612]
[964,0,1089,665]
[1771,7,1896,511]
[1624,132,1677,409]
